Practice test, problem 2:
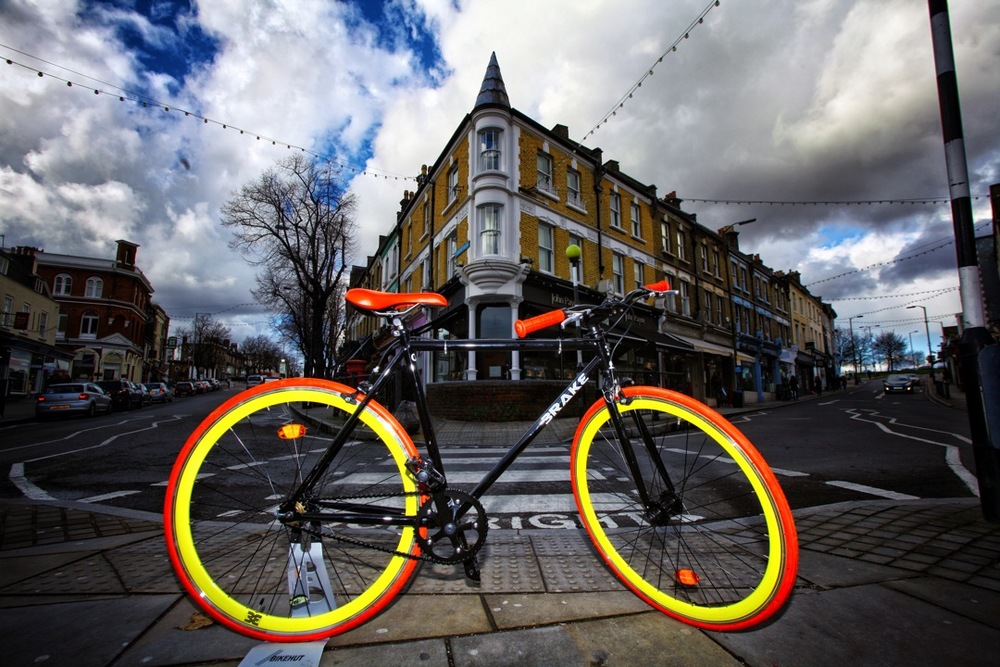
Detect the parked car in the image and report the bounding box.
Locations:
[96,379,144,410]
[174,381,195,397]
[194,380,209,394]
[36,382,113,419]
[143,382,173,403]
[883,374,916,394]
[246,374,264,387]
[138,384,153,406]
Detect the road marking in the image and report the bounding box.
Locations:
[845,408,978,495]
[8,462,54,500]
[9,416,186,502]
[825,480,919,500]
[79,490,141,503]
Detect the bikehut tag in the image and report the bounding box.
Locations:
[238,641,326,666]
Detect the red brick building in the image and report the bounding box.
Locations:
[28,240,163,383]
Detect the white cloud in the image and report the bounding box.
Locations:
[0,0,995,354]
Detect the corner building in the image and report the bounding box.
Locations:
[349,54,833,410]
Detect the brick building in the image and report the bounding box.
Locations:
[346,53,836,411]
[28,240,165,384]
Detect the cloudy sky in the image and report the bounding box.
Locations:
[1,0,997,359]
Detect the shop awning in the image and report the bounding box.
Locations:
[653,332,696,352]
[686,339,735,358]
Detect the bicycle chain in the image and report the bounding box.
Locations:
[291,489,488,566]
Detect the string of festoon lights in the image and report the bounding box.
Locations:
[682,196,989,206]
[581,0,722,144]
[826,286,958,303]
[805,220,990,288]
[3,40,991,208]
[0,45,415,183]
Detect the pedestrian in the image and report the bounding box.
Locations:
[789,375,799,400]
[814,374,822,396]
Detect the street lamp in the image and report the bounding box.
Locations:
[848,315,863,383]
[566,244,583,367]
[906,304,933,368]
[565,244,582,304]
[909,330,919,368]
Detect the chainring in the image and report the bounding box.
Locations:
[415,489,488,564]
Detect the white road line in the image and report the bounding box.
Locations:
[825,480,919,501]
[846,408,979,495]
[79,490,141,503]
[8,462,54,500]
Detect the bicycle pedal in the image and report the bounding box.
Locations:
[463,556,481,582]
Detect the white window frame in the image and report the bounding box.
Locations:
[538,223,554,273]
[610,193,622,229]
[536,152,555,196]
[612,253,625,295]
[447,163,459,203]
[85,277,103,298]
[478,204,502,256]
[81,310,99,338]
[661,221,671,254]
[479,128,502,171]
[446,233,458,277]
[567,170,582,208]
[680,280,691,317]
[633,260,644,289]
[630,202,642,238]
[54,273,72,296]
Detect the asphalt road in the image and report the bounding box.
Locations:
[0,379,976,529]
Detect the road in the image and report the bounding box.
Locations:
[0,379,977,529]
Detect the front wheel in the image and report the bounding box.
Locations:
[571,386,797,631]
[164,379,422,642]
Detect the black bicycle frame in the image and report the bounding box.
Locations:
[280,321,668,525]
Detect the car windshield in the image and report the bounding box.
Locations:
[47,384,84,393]
[886,375,908,382]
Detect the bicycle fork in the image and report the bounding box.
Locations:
[601,397,682,525]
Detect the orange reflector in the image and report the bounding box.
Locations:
[277,424,307,439]
[675,568,700,587]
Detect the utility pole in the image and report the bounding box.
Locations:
[928,0,999,521]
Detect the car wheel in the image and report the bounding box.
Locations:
[87,402,96,418]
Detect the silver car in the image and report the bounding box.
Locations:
[36,382,113,419]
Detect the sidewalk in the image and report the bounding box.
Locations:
[3,382,997,667]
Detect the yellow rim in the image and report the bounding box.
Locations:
[573,396,785,625]
[170,387,418,635]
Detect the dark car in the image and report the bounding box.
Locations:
[143,382,173,403]
[883,374,916,394]
[36,382,113,419]
[174,381,195,397]
[96,379,144,410]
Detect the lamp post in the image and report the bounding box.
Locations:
[906,304,933,367]
[909,330,919,368]
[566,244,583,367]
[848,315,863,383]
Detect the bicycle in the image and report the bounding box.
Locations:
[164,281,798,642]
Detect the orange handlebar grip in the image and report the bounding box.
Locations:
[515,310,566,338]
[645,279,671,292]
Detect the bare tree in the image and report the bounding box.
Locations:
[222,155,356,377]
[177,315,232,379]
[873,331,908,372]
[240,334,283,375]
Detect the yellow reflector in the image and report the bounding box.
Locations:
[277,424,307,439]
[675,568,700,587]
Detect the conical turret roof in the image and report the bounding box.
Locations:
[474,52,510,109]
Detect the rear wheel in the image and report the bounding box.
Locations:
[165,379,422,642]
[571,386,797,631]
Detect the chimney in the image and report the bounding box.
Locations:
[116,240,139,269]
